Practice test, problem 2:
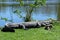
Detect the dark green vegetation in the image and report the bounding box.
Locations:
[0,21,60,40]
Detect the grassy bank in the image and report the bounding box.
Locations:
[0,21,60,40]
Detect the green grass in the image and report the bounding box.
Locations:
[0,22,60,40]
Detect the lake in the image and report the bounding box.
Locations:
[0,0,59,26]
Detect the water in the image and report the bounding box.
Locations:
[0,0,59,26]
[0,5,57,26]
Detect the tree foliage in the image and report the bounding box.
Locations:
[15,0,46,22]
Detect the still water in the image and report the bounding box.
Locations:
[0,5,57,26]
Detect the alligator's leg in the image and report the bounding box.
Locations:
[22,24,28,30]
[37,22,41,28]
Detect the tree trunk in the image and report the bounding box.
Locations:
[25,7,33,22]
[57,0,60,21]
